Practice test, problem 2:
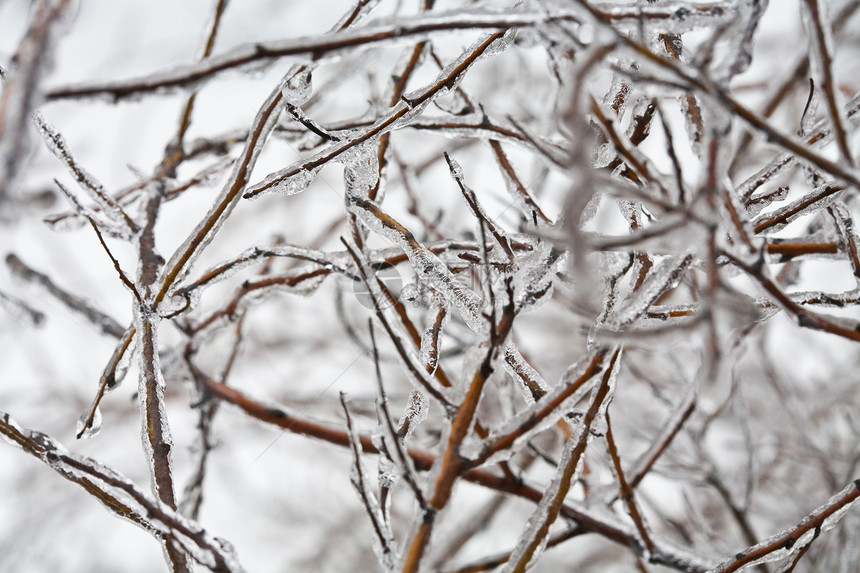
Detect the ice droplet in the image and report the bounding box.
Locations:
[400,282,420,302]
[273,167,320,196]
[282,67,313,106]
[76,404,103,439]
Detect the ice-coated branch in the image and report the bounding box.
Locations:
[471,349,606,467]
[604,409,655,556]
[156,0,384,303]
[724,250,860,343]
[802,0,854,167]
[196,368,711,572]
[0,412,246,573]
[77,324,136,439]
[341,393,399,571]
[574,0,860,192]
[400,278,517,572]
[0,0,73,201]
[45,10,579,103]
[503,348,620,573]
[34,112,138,235]
[244,30,507,199]
[709,479,860,573]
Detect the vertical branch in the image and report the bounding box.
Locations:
[341,392,399,571]
[163,0,231,175]
[504,349,620,573]
[802,0,854,166]
[400,283,516,573]
[0,0,72,200]
[369,321,428,511]
[137,173,188,570]
[604,409,655,556]
[138,313,190,572]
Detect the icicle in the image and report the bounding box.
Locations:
[400,391,429,439]
[341,139,380,199]
[419,293,448,376]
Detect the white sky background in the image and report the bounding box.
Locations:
[1,1,859,572]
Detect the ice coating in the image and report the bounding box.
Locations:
[400,282,420,303]
[513,242,562,312]
[603,1,737,36]
[11,0,860,569]
[376,455,399,490]
[433,89,473,116]
[182,243,338,296]
[745,185,790,218]
[5,253,127,338]
[0,0,73,199]
[350,196,505,336]
[274,166,321,197]
[483,27,517,57]
[350,196,553,406]
[504,346,549,405]
[401,390,429,437]
[156,59,304,300]
[43,210,89,233]
[800,83,821,139]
